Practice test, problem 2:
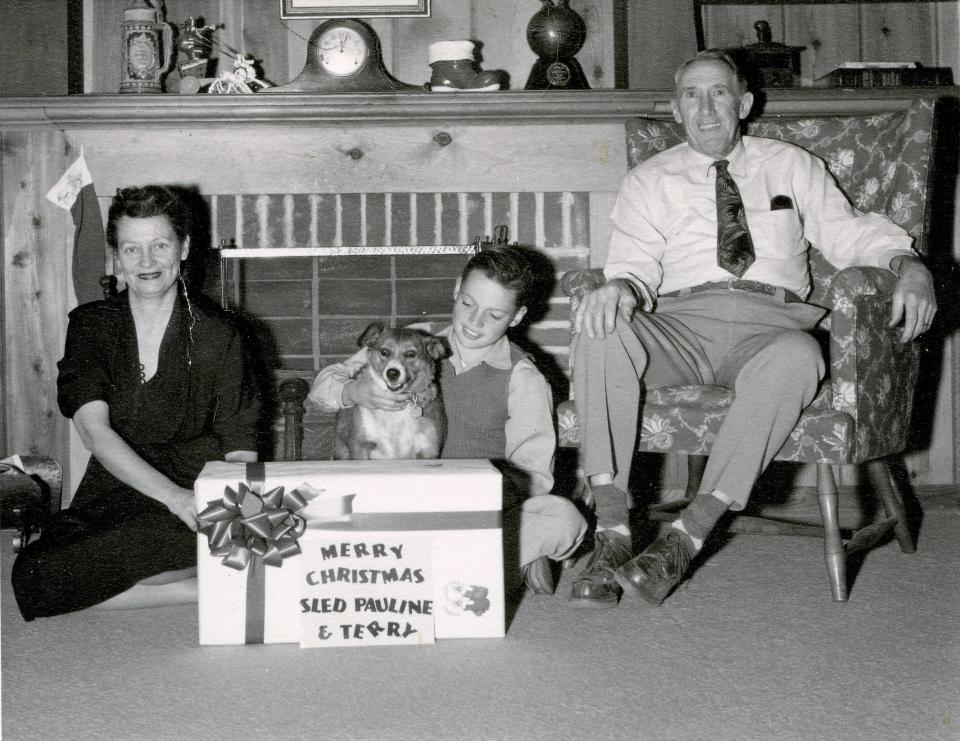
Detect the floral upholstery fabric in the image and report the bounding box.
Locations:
[560,100,936,465]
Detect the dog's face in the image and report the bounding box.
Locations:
[358,324,447,393]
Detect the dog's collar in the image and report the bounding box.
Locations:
[406,387,436,418]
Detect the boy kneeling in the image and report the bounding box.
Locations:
[309,246,587,595]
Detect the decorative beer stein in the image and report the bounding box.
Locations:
[120,0,174,93]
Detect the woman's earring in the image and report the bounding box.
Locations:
[178,266,197,368]
[177,266,193,307]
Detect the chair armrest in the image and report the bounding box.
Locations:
[827,266,920,461]
[560,269,606,314]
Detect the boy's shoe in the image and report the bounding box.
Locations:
[614,530,693,605]
[567,531,632,608]
[522,556,558,595]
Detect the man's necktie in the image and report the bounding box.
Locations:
[714,159,755,278]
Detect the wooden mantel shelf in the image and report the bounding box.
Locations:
[1,87,955,128]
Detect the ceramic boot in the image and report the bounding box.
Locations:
[427,40,505,92]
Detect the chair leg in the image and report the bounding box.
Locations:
[816,463,847,602]
[279,378,310,462]
[686,454,707,499]
[644,455,704,520]
[864,458,916,554]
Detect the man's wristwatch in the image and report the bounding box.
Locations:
[889,253,922,278]
[611,277,653,311]
[611,278,640,301]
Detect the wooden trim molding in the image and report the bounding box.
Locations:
[1,88,956,129]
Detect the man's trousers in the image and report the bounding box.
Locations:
[572,287,827,527]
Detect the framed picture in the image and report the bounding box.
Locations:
[280,0,430,18]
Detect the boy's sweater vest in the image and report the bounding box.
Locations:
[439,343,528,460]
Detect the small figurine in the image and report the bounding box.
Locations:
[177,16,216,79]
[173,17,273,94]
[208,54,271,94]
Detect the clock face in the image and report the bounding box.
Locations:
[316,27,369,77]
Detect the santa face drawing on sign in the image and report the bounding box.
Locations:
[444,581,490,616]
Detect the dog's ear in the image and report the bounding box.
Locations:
[425,335,450,360]
[358,322,384,348]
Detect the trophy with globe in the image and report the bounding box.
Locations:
[524,0,589,90]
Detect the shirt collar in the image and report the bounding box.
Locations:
[682,137,748,179]
[440,325,514,372]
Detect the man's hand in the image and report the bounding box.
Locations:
[573,278,639,339]
[888,257,937,343]
[343,372,410,410]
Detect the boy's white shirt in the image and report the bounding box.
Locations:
[307,322,556,495]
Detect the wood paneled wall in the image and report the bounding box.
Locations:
[702,1,953,86]
[0,131,74,467]
[636,0,957,88]
[79,1,956,93]
[0,1,76,96]
[84,0,616,94]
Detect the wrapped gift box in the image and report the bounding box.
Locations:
[196,459,504,646]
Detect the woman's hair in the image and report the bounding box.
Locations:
[460,245,537,309]
[106,185,192,249]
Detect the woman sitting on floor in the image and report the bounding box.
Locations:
[12,185,260,620]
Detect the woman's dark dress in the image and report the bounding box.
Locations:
[12,290,260,620]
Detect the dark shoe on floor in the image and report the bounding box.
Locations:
[614,530,693,605]
[568,531,632,608]
[522,556,558,595]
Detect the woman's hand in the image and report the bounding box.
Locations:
[74,401,202,529]
[165,488,198,532]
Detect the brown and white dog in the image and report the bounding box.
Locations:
[335,323,447,460]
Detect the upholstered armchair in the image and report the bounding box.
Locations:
[557,98,942,601]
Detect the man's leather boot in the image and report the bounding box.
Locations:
[614,530,693,605]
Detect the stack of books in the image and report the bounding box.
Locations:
[816,62,953,88]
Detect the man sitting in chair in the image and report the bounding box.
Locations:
[570,50,937,608]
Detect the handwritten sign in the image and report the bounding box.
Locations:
[299,535,435,647]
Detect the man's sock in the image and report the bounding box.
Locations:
[588,482,632,538]
[597,523,630,538]
[673,489,731,554]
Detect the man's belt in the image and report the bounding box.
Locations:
[659,279,802,304]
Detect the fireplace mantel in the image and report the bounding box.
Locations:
[0,87,950,129]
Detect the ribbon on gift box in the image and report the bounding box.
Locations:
[306,510,502,531]
[197,470,312,570]
[197,462,315,644]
